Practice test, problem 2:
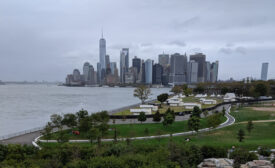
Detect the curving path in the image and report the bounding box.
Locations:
[37,105,235,145]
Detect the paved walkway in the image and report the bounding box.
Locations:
[0,104,227,145]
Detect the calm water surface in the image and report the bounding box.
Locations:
[0,84,170,136]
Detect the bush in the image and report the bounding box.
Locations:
[230,148,258,168]
[258,147,271,157]
[200,146,227,159]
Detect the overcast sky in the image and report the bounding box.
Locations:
[0,0,274,82]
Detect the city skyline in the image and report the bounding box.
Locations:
[0,0,275,81]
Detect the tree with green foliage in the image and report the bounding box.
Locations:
[188,116,200,133]
[207,113,221,129]
[255,83,268,96]
[247,120,254,134]
[88,127,100,145]
[165,108,175,119]
[137,112,147,123]
[221,87,229,95]
[184,88,193,97]
[61,113,77,129]
[222,107,226,116]
[237,129,245,142]
[76,109,88,122]
[113,127,118,143]
[194,85,205,94]
[42,122,53,142]
[162,113,174,127]
[157,93,169,107]
[171,85,182,95]
[57,131,69,143]
[230,148,257,168]
[203,110,209,117]
[133,85,151,104]
[90,111,110,146]
[153,110,161,122]
[192,106,202,118]
[50,114,63,130]
[78,117,90,132]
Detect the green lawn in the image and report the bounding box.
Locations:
[40,122,275,151]
[42,115,226,140]
[231,106,275,123]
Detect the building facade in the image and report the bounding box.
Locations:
[261,62,269,81]
[145,59,153,84]
[120,48,129,84]
[190,53,206,83]
[169,53,188,85]
[187,60,198,84]
[153,63,163,84]
[158,53,169,67]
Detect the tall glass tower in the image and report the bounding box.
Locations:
[261,62,269,81]
[99,33,106,70]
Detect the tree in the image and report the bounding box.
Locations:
[138,112,147,123]
[194,85,204,94]
[144,128,149,136]
[153,110,161,122]
[157,93,169,107]
[247,120,254,134]
[133,85,151,104]
[203,110,209,117]
[76,109,88,122]
[61,113,77,129]
[184,88,193,97]
[192,106,202,118]
[221,87,229,95]
[50,114,63,130]
[237,129,245,142]
[188,116,200,133]
[42,122,53,142]
[222,107,226,116]
[78,117,90,132]
[207,114,221,129]
[90,111,110,146]
[165,108,175,120]
[255,83,268,96]
[162,113,174,127]
[171,85,182,95]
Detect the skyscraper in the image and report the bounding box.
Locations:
[145,59,153,84]
[261,62,269,81]
[99,33,106,70]
[110,62,117,75]
[132,56,141,74]
[88,65,95,85]
[158,53,169,67]
[210,61,219,83]
[97,63,101,84]
[169,53,188,85]
[83,62,90,82]
[187,60,198,84]
[153,63,163,84]
[105,55,110,69]
[120,48,129,83]
[205,61,211,82]
[190,53,206,83]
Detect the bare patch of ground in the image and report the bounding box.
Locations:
[252,107,275,112]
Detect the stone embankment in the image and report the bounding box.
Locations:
[198,159,274,168]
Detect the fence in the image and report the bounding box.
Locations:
[0,126,44,141]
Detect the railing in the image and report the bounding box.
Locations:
[0,126,44,141]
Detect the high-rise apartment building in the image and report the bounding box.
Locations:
[158,53,169,67]
[169,53,188,85]
[145,59,153,84]
[120,48,129,83]
[190,53,206,83]
[83,62,90,82]
[153,63,163,84]
[261,62,269,81]
[110,62,117,75]
[187,60,198,84]
[210,61,219,83]
[132,56,141,74]
[205,61,211,82]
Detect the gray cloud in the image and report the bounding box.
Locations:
[0,0,275,81]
